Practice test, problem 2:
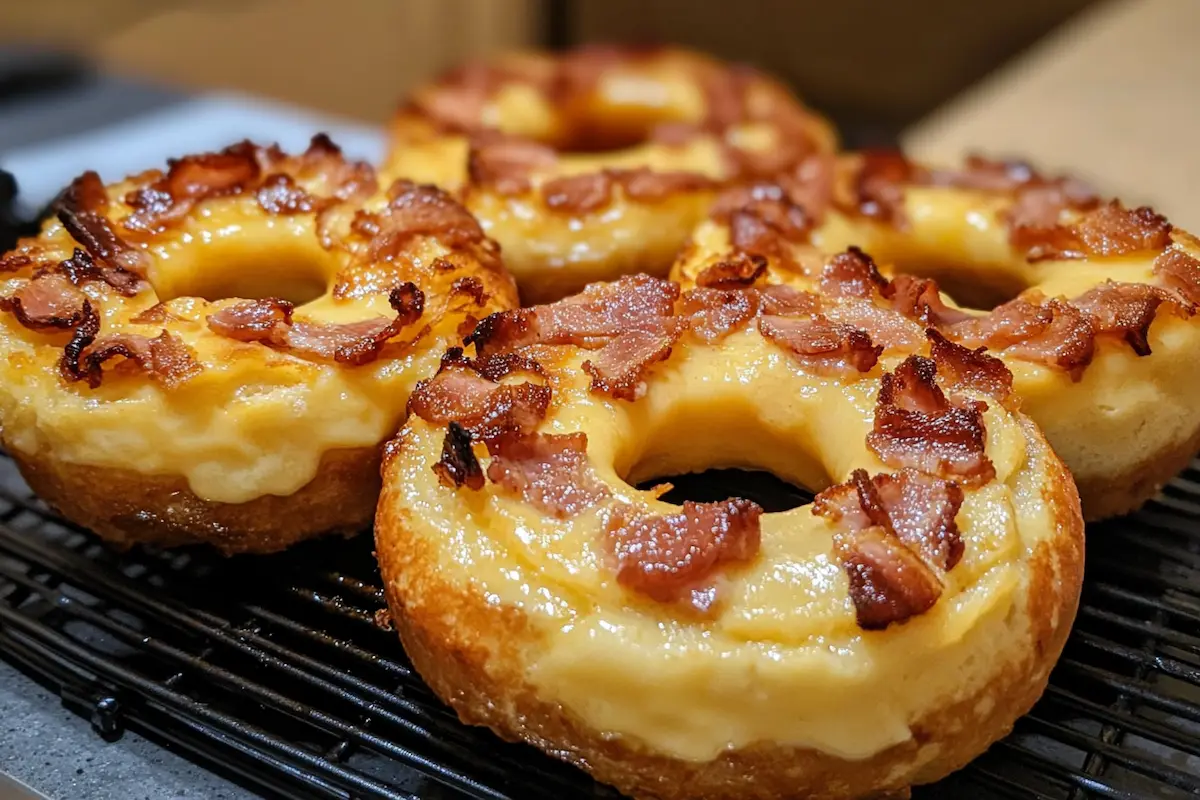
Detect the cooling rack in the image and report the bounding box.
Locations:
[0,453,1197,799]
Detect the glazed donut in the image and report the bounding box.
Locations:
[671,151,1200,519]
[375,274,1084,799]
[384,45,836,303]
[0,136,515,554]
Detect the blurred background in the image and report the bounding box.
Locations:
[1,0,1197,231]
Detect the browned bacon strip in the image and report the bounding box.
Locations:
[207,298,294,343]
[56,172,150,275]
[1154,246,1200,308]
[64,329,200,389]
[614,168,717,201]
[606,498,762,612]
[926,329,1013,402]
[257,174,321,215]
[0,274,87,330]
[1072,282,1175,356]
[813,468,961,630]
[542,172,613,212]
[355,181,487,259]
[433,421,485,490]
[884,274,973,327]
[948,298,1095,379]
[758,315,881,376]
[819,247,887,298]
[1014,202,1172,262]
[486,431,609,518]
[695,253,768,289]
[680,287,759,342]
[867,356,994,484]
[408,356,550,443]
[49,248,143,297]
[467,134,557,195]
[582,329,678,400]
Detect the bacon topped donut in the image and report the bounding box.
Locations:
[375,273,1083,799]
[0,137,516,553]
[672,153,1200,519]
[384,45,836,303]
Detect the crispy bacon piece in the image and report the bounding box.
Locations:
[680,287,759,342]
[926,329,1013,402]
[711,183,813,261]
[1072,281,1178,356]
[485,431,609,518]
[821,298,926,353]
[541,172,613,212]
[56,172,149,275]
[614,168,717,201]
[883,274,973,327]
[1014,202,1172,261]
[123,142,262,231]
[48,248,143,297]
[867,356,995,484]
[758,315,881,376]
[64,328,200,389]
[813,468,962,630]
[58,299,101,383]
[0,274,87,330]
[949,298,1094,379]
[355,181,486,259]
[695,253,768,289]
[256,174,321,215]
[606,498,762,611]
[582,329,678,400]
[433,422,485,490]
[847,150,925,226]
[206,283,425,365]
[1154,246,1200,307]
[467,134,557,195]
[408,357,550,443]
[819,247,887,298]
[753,284,821,316]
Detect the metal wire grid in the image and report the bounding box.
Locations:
[0,453,1197,800]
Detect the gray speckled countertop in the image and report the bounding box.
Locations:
[0,660,254,800]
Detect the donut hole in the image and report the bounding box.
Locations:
[619,400,828,513]
[636,469,813,513]
[148,238,333,306]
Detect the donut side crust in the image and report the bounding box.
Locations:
[10,444,380,555]
[1074,419,1200,520]
[374,419,1084,800]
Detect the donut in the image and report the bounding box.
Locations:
[384,45,837,303]
[374,274,1084,799]
[0,136,516,554]
[671,151,1200,519]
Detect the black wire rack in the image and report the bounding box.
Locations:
[0,450,1198,800]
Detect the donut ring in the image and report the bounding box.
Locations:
[384,45,836,304]
[0,136,515,554]
[375,275,1084,799]
[672,151,1200,519]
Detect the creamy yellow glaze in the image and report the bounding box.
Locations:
[386,329,1067,761]
[0,174,514,505]
[673,190,1200,512]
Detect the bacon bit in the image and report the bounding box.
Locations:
[614,168,717,202]
[0,274,87,330]
[124,142,261,231]
[1014,202,1172,261]
[67,329,200,389]
[753,284,821,316]
[486,431,609,518]
[926,329,1013,402]
[433,421,485,490]
[467,134,557,195]
[449,276,489,308]
[695,253,768,289]
[408,358,550,443]
[778,153,836,222]
[0,254,33,273]
[129,302,183,325]
[813,468,962,630]
[848,150,924,226]
[1072,282,1175,356]
[606,498,762,611]
[867,356,995,484]
[950,298,1095,379]
[883,274,973,327]
[48,248,143,297]
[356,181,486,259]
[582,329,677,400]
[466,274,684,374]
[680,287,759,342]
[409,62,507,132]
[1154,246,1200,307]
[206,284,424,365]
[207,298,294,344]
[58,299,101,383]
[542,172,613,213]
[821,298,926,353]
[937,155,1097,201]
[759,315,881,376]
[56,172,150,275]
[257,174,320,215]
[819,247,888,298]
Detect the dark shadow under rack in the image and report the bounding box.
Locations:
[0,452,1198,799]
